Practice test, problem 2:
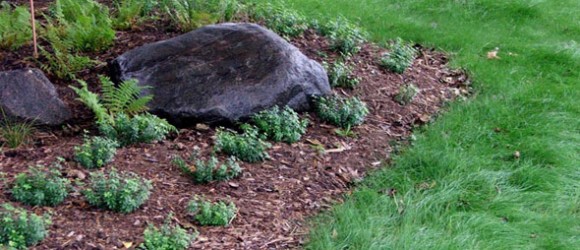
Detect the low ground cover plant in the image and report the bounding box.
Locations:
[173,153,241,184]
[39,28,97,80]
[140,214,198,250]
[74,135,119,169]
[161,0,242,32]
[214,124,271,163]
[186,196,237,226]
[251,3,309,38]
[395,83,419,105]
[380,38,417,74]
[47,0,115,52]
[251,106,308,143]
[112,0,155,30]
[326,60,360,89]
[83,169,152,213]
[314,95,369,129]
[10,164,71,207]
[318,16,367,56]
[0,2,32,50]
[0,204,51,249]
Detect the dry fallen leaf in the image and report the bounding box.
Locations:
[122,241,133,249]
[487,47,501,59]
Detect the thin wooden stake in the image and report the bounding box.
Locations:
[29,0,38,58]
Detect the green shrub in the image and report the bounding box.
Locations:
[214,124,271,163]
[39,28,97,80]
[314,96,369,129]
[83,169,152,213]
[140,215,198,250]
[173,153,241,184]
[0,109,34,149]
[0,2,32,50]
[74,136,119,169]
[112,0,155,30]
[380,38,417,74]
[0,204,51,249]
[11,165,71,207]
[48,0,115,52]
[251,3,309,38]
[326,60,360,89]
[251,106,308,143]
[395,84,419,105]
[319,17,367,55]
[98,113,176,147]
[186,196,236,226]
[161,0,242,32]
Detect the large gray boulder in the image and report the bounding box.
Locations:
[0,68,71,125]
[110,23,330,125]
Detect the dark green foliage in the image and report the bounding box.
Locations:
[140,214,197,250]
[112,0,155,30]
[48,0,115,52]
[0,2,32,50]
[161,0,242,32]
[252,3,309,38]
[11,165,71,207]
[39,28,97,80]
[319,17,367,55]
[315,96,369,129]
[98,113,176,147]
[70,76,153,124]
[83,169,152,213]
[394,84,419,105]
[173,153,241,184]
[0,204,51,249]
[0,109,34,149]
[186,196,237,226]
[214,124,271,163]
[74,136,119,169]
[326,60,360,89]
[380,38,417,74]
[252,106,309,143]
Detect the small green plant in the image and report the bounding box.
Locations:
[380,38,417,74]
[161,0,242,32]
[314,96,369,129]
[40,26,97,79]
[0,2,32,50]
[141,214,198,250]
[0,109,34,149]
[112,0,155,30]
[83,169,152,213]
[214,124,271,163]
[11,164,71,207]
[319,17,367,55]
[251,106,309,143]
[186,196,237,226]
[74,135,119,169]
[70,75,153,124]
[48,0,115,52]
[173,153,241,184]
[326,60,360,89]
[0,204,51,249]
[252,3,309,38]
[395,84,419,105]
[98,113,176,147]
[335,127,357,138]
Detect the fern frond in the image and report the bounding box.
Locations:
[125,95,153,116]
[70,80,108,123]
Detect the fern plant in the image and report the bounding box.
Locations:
[112,0,155,30]
[251,3,309,38]
[0,2,32,50]
[70,75,153,124]
[40,26,97,79]
[161,0,241,32]
[48,0,115,52]
[0,204,51,249]
[98,113,176,147]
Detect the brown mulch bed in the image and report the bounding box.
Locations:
[0,1,470,249]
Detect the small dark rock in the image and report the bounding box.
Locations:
[0,68,71,125]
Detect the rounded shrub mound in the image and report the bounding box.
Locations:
[11,165,71,207]
[83,169,152,213]
[0,204,51,249]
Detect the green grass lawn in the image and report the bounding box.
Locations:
[278,0,580,249]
